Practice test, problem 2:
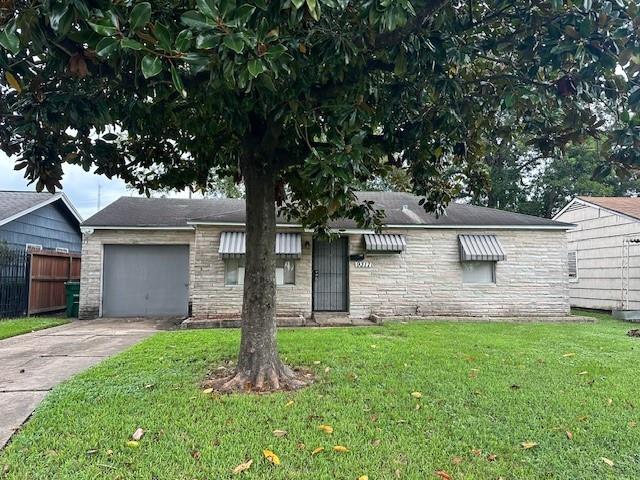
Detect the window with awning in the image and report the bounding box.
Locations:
[363,234,406,253]
[458,234,506,262]
[218,232,302,259]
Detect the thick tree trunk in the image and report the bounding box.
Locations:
[218,161,308,392]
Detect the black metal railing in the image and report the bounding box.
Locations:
[0,247,30,318]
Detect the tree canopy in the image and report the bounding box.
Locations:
[1,0,638,228]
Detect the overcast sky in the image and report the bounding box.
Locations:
[0,151,198,220]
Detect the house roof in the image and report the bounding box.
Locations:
[0,191,83,227]
[575,196,640,221]
[83,192,571,230]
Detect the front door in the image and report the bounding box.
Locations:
[312,238,348,311]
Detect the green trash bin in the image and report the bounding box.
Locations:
[64,281,80,317]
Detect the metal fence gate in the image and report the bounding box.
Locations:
[0,248,30,318]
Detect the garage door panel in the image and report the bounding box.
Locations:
[102,245,189,317]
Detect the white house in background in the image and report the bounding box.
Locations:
[554,196,640,317]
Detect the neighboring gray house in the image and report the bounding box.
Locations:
[554,196,640,316]
[79,192,573,322]
[0,191,83,253]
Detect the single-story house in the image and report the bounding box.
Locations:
[0,191,82,253]
[554,196,640,317]
[79,192,573,322]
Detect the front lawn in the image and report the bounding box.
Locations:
[0,317,68,340]
[1,311,638,479]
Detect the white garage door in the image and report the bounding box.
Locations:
[102,245,189,317]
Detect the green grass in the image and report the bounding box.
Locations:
[0,317,68,340]
[2,311,639,479]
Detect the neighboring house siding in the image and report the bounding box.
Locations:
[0,203,81,252]
[79,229,196,319]
[556,203,640,310]
[348,229,569,318]
[80,226,569,320]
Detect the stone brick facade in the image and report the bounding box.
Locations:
[79,226,569,320]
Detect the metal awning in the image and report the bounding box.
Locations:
[364,234,406,252]
[219,232,302,258]
[458,234,506,262]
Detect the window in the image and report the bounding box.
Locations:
[568,251,578,279]
[462,261,495,284]
[224,258,245,285]
[55,247,69,253]
[276,259,296,285]
[225,258,296,286]
[25,243,42,251]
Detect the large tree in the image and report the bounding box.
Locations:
[1,0,638,390]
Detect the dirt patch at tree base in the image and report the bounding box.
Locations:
[202,360,314,394]
[627,329,640,337]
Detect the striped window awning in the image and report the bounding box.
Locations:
[364,234,406,252]
[458,234,506,262]
[219,232,302,258]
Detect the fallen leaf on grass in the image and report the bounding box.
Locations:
[577,371,588,375]
[313,361,321,365]
[411,392,423,399]
[263,449,280,465]
[232,459,253,474]
[273,430,288,437]
[191,450,201,460]
[106,449,113,456]
[607,398,613,406]
[451,456,463,465]
[333,445,349,453]
[601,457,614,467]
[324,367,331,373]
[318,424,333,434]
[487,454,497,462]
[131,428,145,441]
[125,441,139,448]
[566,431,573,440]
[629,421,637,428]
[311,447,324,455]
[521,441,538,449]
[562,352,576,357]
[435,470,452,480]
[86,449,99,456]
[284,400,294,408]
[358,476,369,480]
[371,439,381,447]
[471,449,482,457]
[202,388,214,394]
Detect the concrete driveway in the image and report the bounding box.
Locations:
[0,319,174,448]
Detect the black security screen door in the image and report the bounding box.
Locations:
[312,237,348,312]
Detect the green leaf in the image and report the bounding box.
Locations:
[196,0,218,18]
[583,0,592,10]
[171,66,187,98]
[291,0,305,9]
[129,2,152,31]
[49,3,69,31]
[223,34,244,54]
[247,58,265,78]
[121,38,144,50]
[175,30,193,52]
[141,55,162,78]
[181,11,212,30]
[0,29,20,55]
[88,19,118,36]
[95,37,119,57]
[233,4,256,27]
[154,23,173,51]
[196,34,218,49]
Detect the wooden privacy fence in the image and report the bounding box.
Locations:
[0,248,81,318]
[28,250,81,315]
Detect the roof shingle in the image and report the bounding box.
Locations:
[577,196,640,221]
[83,192,570,229]
[0,191,58,224]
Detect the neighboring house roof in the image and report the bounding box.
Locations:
[83,192,571,230]
[554,196,640,223]
[0,191,83,227]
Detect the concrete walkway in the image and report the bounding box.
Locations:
[0,319,172,448]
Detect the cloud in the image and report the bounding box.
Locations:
[0,151,198,220]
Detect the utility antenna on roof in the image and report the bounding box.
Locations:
[97,184,102,211]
